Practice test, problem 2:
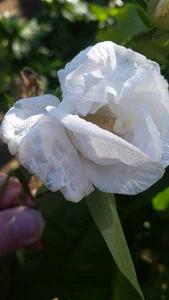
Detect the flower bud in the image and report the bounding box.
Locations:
[148,0,169,30]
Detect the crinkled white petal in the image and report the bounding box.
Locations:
[47,107,156,167]
[1,97,93,202]
[81,156,164,195]
[58,41,169,169]
[1,94,59,151]
[130,108,163,162]
[119,66,169,165]
[18,114,94,202]
[48,107,165,195]
[58,41,151,116]
[14,94,59,116]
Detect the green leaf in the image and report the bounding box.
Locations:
[152,187,169,211]
[90,4,109,22]
[137,5,151,28]
[97,4,149,44]
[87,191,144,300]
[128,30,169,65]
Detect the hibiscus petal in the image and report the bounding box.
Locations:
[82,156,164,195]
[47,107,156,167]
[119,65,169,166]
[13,94,59,116]
[1,99,93,202]
[58,41,148,116]
[58,41,117,115]
[130,108,163,162]
[18,115,94,202]
[1,94,59,153]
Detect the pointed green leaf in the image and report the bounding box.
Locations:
[87,190,144,300]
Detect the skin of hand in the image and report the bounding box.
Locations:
[0,173,45,256]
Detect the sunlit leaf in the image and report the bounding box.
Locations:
[128,30,169,65]
[97,3,149,44]
[90,4,109,21]
[152,187,169,211]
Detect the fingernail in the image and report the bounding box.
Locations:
[10,208,45,246]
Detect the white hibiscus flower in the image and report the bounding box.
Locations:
[1,42,169,202]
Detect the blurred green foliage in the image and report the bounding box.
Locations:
[153,187,169,211]
[0,1,169,300]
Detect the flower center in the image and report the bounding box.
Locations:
[83,105,131,140]
[84,114,116,132]
[84,105,116,133]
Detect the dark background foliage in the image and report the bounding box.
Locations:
[0,0,169,299]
